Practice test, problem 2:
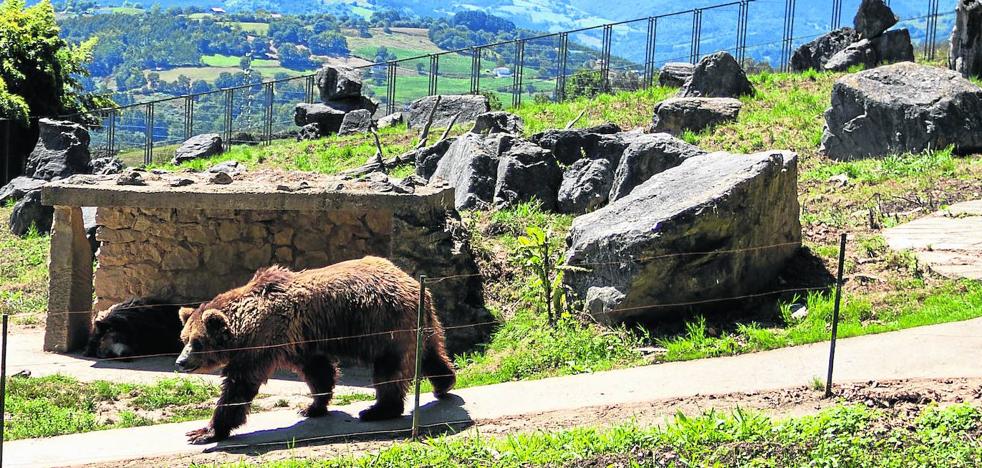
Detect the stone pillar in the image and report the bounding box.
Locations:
[43,206,93,352]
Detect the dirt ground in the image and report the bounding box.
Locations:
[92,376,982,467]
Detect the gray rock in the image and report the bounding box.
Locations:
[678,52,755,98]
[823,39,878,72]
[584,287,626,324]
[658,62,695,87]
[0,177,45,205]
[116,171,146,186]
[408,95,491,129]
[338,109,374,136]
[377,112,404,129]
[231,132,260,145]
[294,103,345,135]
[209,172,233,185]
[821,62,982,159]
[322,96,378,115]
[557,158,614,214]
[854,0,897,39]
[492,140,562,210]
[563,151,801,323]
[791,28,861,72]
[207,160,241,175]
[651,97,742,135]
[9,190,52,236]
[315,66,362,101]
[430,133,500,210]
[471,112,524,135]
[90,156,124,175]
[950,0,982,78]
[297,123,323,141]
[531,123,623,165]
[170,178,194,187]
[871,29,914,65]
[609,133,705,202]
[24,119,91,181]
[173,134,223,165]
[414,138,456,180]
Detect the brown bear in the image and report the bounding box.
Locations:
[175,256,456,444]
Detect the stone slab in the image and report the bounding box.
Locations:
[884,200,982,280]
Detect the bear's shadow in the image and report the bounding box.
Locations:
[204,394,472,455]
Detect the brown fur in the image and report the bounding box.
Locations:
[175,256,456,444]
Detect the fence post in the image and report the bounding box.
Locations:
[386,62,397,116]
[224,89,234,152]
[825,233,847,398]
[556,33,569,102]
[108,110,116,158]
[690,9,703,64]
[512,40,525,107]
[925,0,940,61]
[184,95,193,141]
[143,103,154,166]
[428,55,440,96]
[411,275,427,441]
[831,0,842,30]
[1,314,9,465]
[737,1,749,64]
[470,47,481,95]
[644,18,657,89]
[263,82,273,146]
[781,0,797,72]
[601,25,613,92]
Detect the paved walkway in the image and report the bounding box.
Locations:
[8,317,982,467]
[885,200,982,280]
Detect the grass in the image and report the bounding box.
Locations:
[245,403,982,467]
[0,214,49,325]
[3,374,220,440]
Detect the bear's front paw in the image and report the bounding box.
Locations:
[186,427,219,444]
[359,403,402,421]
[299,405,328,418]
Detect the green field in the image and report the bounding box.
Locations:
[230,21,269,35]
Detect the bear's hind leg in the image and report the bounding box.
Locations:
[299,354,337,418]
[359,348,409,421]
[423,339,456,398]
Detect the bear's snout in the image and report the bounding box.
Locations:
[174,346,197,372]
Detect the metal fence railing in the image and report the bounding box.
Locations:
[0,0,957,182]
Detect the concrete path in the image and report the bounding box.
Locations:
[8,317,982,467]
[885,200,982,280]
[6,330,373,396]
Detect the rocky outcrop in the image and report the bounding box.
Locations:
[338,109,374,136]
[678,52,754,98]
[9,190,52,236]
[821,62,982,159]
[791,28,861,72]
[824,39,878,71]
[950,0,982,78]
[531,123,622,165]
[0,177,45,206]
[557,158,614,214]
[493,140,562,210]
[294,103,346,136]
[377,112,404,129]
[172,134,223,165]
[407,95,490,129]
[563,151,801,323]
[90,155,124,175]
[414,139,456,180]
[870,29,915,65]
[315,66,362,101]
[608,133,705,202]
[658,62,695,87]
[471,112,524,135]
[430,133,500,210]
[854,0,897,39]
[24,119,91,181]
[651,97,742,135]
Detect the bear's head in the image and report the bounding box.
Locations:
[175,305,233,373]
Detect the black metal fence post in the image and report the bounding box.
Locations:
[143,103,154,166]
[183,95,193,142]
[0,314,7,465]
[781,0,797,72]
[644,17,658,89]
[556,33,569,102]
[386,62,397,115]
[825,233,848,398]
[601,25,613,92]
[925,0,940,61]
[263,82,273,145]
[224,89,234,151]
[690,9,703,64]
[512,40,525,107]
[305,75,316,104]
[107,110,116,158]
[831,0,842,30]
[737,1,749,64]
[411,275,427,441]
[469,47,480,95]
[428,54,440,96]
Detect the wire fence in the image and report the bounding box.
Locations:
[0,0,957,184]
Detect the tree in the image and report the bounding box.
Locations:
[191,79,211,94]
[308,31,348,56]
[277,43,314,70]
[239,55,252,70]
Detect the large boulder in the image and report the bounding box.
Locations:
[950,0,982,78]
[294,103,346,136]
[531,123,622,165]
[24,119,91,181]
[407,95,491,129]
[0,177,45,205]
[338,109,374,136]
[824,39,878,72]
[9,190,53,236]
[791,28,861,72]
[90,155,124,175]
[557,158,614,214]
[414,138,456,180]
[315,66,362,101]
[678,52,755,98]
[377,112,404,129]
[854,0,897,39]
[651,97,742,135]
[430,133,500,210]
[871,29,914,65]
[563,151,801,323]
[471,112,524,135]
[608,133,705,202]
[172,134,223,165]
[658,62,695,87]
[493,140,562,210]
[821,62,982,159]
[321,96,378,115]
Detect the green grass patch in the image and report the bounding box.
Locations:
[4,374,220,440]
[248,403,982,467]
[0,213,49,325]
[510,85,677,135]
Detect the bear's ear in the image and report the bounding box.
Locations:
[201,309,229,335]
[179,307,195,324]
